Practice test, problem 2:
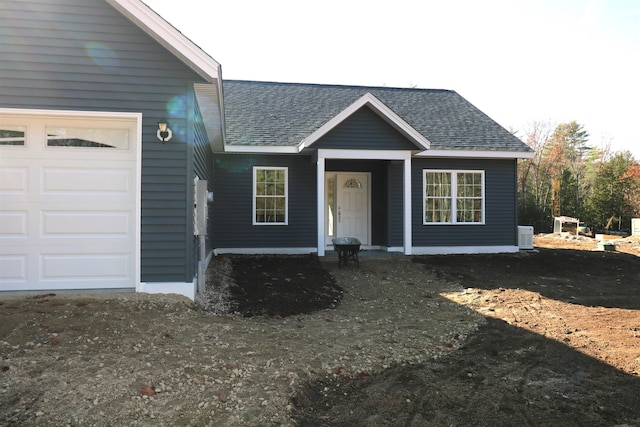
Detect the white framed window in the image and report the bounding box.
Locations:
[0,126,26,146]
[45,126,129,149]
[423,170,484,224]
[253,167,288,225]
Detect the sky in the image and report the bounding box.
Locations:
[145,0,640,159]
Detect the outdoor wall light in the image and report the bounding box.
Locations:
[157,121,173,142]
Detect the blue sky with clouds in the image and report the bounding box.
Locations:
[145,0,640,158]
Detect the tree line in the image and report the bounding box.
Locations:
[518,121,640,234]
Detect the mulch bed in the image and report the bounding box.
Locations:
[226,254,343,317]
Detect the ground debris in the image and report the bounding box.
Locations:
[2,238,640,426]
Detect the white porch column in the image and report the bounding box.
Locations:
[317,156,326,256]
[403,157,412,255]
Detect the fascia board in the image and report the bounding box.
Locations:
[300,92,431,151]
[105,0,220,82]
[223,145,300,154]
[416,149,535,159]
[317,149,411,160]
[216,67,227,146]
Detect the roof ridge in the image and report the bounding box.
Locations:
[224,79,455,93]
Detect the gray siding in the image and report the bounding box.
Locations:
[411,158,518,247]
[311,107,419,151]
[387,161,405,247]
[0,0,209,283]
[212,154,317,249]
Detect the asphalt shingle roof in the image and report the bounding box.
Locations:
[223,80,531,152]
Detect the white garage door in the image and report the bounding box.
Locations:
[0,111,140,292]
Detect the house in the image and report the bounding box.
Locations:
[0,0,533,300]
[0,0,222,299]
[213,80,533,256]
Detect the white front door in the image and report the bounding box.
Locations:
[326,173,370,245]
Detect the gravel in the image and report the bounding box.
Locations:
[0,256,482,426]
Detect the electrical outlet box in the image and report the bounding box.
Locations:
[194,180,208,236]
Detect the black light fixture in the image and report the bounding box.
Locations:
[157,121,172,142]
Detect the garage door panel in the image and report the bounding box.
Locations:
[42,253,130,279]
[41,167,132,194]
[0,255,28,283]
[0,211,28,237]
[0,167,28,192]
[0,112,139,292]
[41,211,131,236]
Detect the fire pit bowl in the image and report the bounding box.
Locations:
[332,237,361,268]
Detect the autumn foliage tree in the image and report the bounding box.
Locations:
[518,122,639,233]
[583,151,640,231]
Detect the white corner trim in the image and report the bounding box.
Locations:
[105,0,220,82]
[300,93,431,151]
[317,157,326,257]
[214,248,317,255]
[386,246,406,253]
[139,280,196,301]
[411,245,520,255]
[403,157,412,255]
[416,149,534,159]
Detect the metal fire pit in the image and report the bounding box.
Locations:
[332,237,361,268]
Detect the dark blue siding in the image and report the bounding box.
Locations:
[411,158,518,247]
[0,0,209,283]
[388,161,405,247]
[312,107,419,150]
[192,103,215,271]
[212,154,317,249]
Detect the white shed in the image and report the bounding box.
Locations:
[553,216,580,234]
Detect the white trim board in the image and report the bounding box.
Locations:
[316,149,412,160]
[214,248,317,255]
[139,280,196,301]
[0,108,141,120]
[417,149,534,159]
[411,246,520,255]
[223,145,299,154]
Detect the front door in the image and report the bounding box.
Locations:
[326,172,370,245]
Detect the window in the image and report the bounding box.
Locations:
[423,170,484,224]
[327,175,335,236]
[254,167,287,225]
[45,127,129,149]
[0,126,26,146]
[343,178,362,188]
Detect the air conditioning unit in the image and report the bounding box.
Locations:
[518,226,534,250]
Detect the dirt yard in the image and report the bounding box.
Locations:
[2,234,640,426]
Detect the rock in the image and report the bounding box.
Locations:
[139,385,156,396]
